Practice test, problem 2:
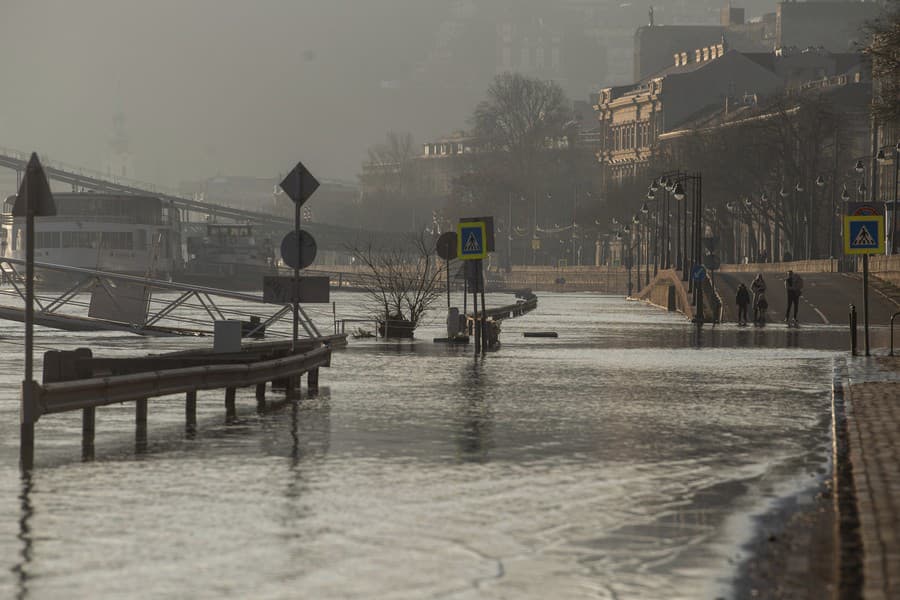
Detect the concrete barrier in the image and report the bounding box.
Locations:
[635,269,694,319]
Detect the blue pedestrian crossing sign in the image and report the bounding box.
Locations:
[844,215,884,255]
[457,221,487,260]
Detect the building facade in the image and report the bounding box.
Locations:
[595,42,782,192]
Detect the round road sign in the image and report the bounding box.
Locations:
[280,230,317,269]
[435,231,457,261]
[691,264,707,282]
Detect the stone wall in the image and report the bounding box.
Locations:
[488,266,630,294]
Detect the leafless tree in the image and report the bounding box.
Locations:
[470,72,571,188]
[862,3,900,124]
[346,232,444,335]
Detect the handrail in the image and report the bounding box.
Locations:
[891,311,900,356]
[36,346,330,417]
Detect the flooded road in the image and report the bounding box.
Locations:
[0,292,867,599]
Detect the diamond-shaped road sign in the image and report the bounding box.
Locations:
[279,161,320,206]
[13,153,56,217]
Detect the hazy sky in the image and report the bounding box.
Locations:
[0,0,455,187]
[0,1,778,190]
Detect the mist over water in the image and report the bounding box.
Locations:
[0,293,847,598]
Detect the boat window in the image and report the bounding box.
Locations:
[101,231,133,250]
[35,231,61,249]
[135,229,147,250]
[62,231,101,248]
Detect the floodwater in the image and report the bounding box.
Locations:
[0,291,869,599]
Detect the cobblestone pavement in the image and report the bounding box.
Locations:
[847,356,900,599]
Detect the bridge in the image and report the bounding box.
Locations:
[0,147,377,254]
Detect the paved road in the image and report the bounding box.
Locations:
[714,272,899,325]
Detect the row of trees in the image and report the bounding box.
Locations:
[359,73,615,267]
[657,90,864,263]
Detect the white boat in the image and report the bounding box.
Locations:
[1,192,182,284]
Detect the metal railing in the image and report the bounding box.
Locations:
[36,346,330,416]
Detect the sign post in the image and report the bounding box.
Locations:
[458,221,489,353]
[691,264,706,327]
[13,153,56,470]
[279,162,320,352]
[844,204,885,356]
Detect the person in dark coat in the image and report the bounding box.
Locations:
[735,283,751,326]
[750,273,767,324]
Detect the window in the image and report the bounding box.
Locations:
[35,231,60,248]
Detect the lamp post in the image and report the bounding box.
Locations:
[641,202,651,284]
[876,142,900,254]
[814,174,827,259]
[632,214,642,290]
[623,224,633,296]
[760,191,770,262]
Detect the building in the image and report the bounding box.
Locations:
[595,41,782,190]
[632,4,775,82]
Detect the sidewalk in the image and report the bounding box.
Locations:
[843,355,900,599]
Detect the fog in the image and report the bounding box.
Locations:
[0,0,773,188]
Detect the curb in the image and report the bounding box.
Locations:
[832,359,863,598]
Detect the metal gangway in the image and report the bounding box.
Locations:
[0,257,328,339]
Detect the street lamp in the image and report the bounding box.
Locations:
[623,223,633,296]
[876,141,900,254]
[632,214,642,290]
[815,174,830,259]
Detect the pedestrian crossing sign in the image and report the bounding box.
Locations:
[844,215,884,255]
[457,221,487,260]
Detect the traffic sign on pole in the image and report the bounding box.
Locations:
[844,215,884,255]
[457,221,487,260]
[279,162,320,206]
[280,230,317,269]
[691,264,707,282]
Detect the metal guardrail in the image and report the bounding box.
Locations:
[36,346,330,417]
[472,295,538,321]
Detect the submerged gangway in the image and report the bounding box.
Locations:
[0,257,325,338]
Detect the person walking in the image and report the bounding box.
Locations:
[735,283,751,326]
[784,270,803,325]
[750,273,767,324]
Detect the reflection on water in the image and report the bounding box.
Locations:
[11,473,32,600]
[0,292,850,599]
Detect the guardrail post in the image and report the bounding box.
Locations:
[225,387,236,421]
[849,305,858,356]
[186,391,197,433]
[890,311,900,356]
[255,383,266,411]
[308,368,319,396]
[82,407,95,461]
[136,398,148,446]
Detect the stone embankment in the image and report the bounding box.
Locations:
[486,265,630,294]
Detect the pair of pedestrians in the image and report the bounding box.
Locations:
[734,271,803,326]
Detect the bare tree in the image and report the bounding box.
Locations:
[862,4,900,124]
[471,72,571,187]
[346,233,444,337]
